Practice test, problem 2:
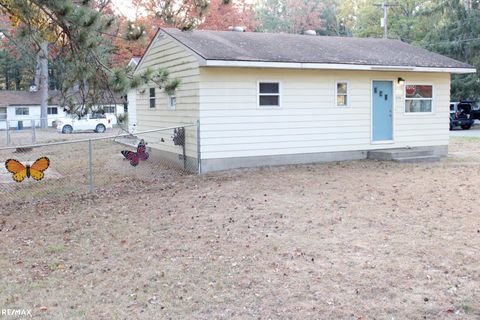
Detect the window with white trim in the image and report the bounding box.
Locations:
[149,88,156,108]
[103,106,116,113]
[258,82,280,107]
[405,84,433,113]
[15,107,29,115]
[335,81,348,107]
[47,107,58,115]
[169,95,176,109]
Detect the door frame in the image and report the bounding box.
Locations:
[371,79,395,144]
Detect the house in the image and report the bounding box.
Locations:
[133,28,476,173]
[0,90,66,130]
[0,90,126,130]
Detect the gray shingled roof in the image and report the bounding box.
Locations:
[0,90,60,107]
[0,90,125,108]
[162,28,473,69]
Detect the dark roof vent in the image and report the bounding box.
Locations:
[232,26,245,32]
[304,30,316,36]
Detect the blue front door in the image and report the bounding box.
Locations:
[372,81,393,141]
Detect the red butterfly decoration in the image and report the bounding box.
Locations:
[121,139,149,166]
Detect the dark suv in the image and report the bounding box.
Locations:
[450,102,475,130]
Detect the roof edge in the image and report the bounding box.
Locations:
[203,60,476,74]
[134,28,207,76]
[160,28,207,64]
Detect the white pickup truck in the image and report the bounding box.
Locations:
[56,114,113,134]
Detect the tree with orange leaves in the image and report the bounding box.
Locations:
[0,0,178,120]
[199,0,257,31]
[108,0,256,67]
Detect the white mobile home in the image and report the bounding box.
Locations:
[0,91,65,130]
[133,28,476,173]
[0,90,125,130]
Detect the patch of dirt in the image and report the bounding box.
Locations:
[0,138,479,319]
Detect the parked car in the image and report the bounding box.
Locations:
[452,101,480,121]
[56,114,112,134]
[449,102,474,130]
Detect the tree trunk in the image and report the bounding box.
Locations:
[5,56,9,90]
[35,52,41,88]
[39,42,48,129]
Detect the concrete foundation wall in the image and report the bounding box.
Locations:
[199,145,448,173]
[200,150,367,173]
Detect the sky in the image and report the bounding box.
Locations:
[110,0,138,20]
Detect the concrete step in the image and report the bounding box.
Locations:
[392,155,441,163]
[368,149,433,161]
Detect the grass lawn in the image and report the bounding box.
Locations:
[0,137,479,319]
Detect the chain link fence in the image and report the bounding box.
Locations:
[0,122,199,206]
[0,119,44,146]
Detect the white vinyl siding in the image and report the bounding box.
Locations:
[134,32,200,159]
[4,105,66,129]
[199,68,450,159]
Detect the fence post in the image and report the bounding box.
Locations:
[88,139,93,192]
[6,121,11,146]
[31,120,36,144]
[196,120,201,174]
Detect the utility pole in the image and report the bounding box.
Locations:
[374,2,399,38]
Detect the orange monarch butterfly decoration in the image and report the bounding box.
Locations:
[5,157,50,182]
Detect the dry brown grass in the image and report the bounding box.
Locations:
[0,138,479,319]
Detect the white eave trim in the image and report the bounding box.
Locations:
[202,60,476,74]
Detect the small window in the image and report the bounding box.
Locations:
[47,107,58,115]
[0,107,6,120]
[103,106,116,113]
[258,82,280,107]
[336,81,348,107]
[15,107,29,115]
[149,88,156,108]
[405,84,433,113]
[169,95,176,109]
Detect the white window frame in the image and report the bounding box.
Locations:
[404,83,434,115]
[149,88,156,109]
[168,95,176,110]
[47,107,58,115]
[335,80,349,107]
[103,106,116,114]
[15,107,29,116]
[257,81,282,108]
